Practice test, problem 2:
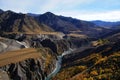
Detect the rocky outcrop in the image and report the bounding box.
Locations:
[0,47,56,80]
[0,70,9,80]
[1,32,65,41]
[40,38,81,55]
[0,37,29,53]
[1,59,45,80]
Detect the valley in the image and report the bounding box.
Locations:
[0,9,120,80]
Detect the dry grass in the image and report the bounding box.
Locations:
[0,48,42,67]
[3,31,64,37]
[69,30,82,33]
[67,33,87,38]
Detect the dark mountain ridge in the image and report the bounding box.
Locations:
[92,20,120,29]
[0,9,114,38]
[35,12,110,38]
[0,10,54,33]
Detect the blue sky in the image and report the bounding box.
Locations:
[0,0,120,21]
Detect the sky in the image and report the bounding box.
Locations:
[0,0,120,21]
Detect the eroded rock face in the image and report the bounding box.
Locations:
[0,70,9,80]
[40,39,76,55]
[0,32,91,80]
[0,37,29,53]
[1,59,45,80]
[1,33,64,41]
[0,47,57,80]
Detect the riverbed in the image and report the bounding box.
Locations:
[46,48,74,80]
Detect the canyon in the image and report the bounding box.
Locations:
[0,9,120,80]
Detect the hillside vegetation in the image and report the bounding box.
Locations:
[52,52,120,80]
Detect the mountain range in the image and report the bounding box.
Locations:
[0,10,54,34]
[35,12,111,37]
[0,9,120,80]
[0,9,116,38]
[92,20,120,29]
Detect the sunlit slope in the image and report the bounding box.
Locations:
[0,48,54,67]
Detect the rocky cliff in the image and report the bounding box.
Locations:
[0,47,57,80]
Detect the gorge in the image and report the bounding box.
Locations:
[0,9,120,80]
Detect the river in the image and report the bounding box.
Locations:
[45,48,74,80]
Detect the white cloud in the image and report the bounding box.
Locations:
[55,10,120,21]
[79,11,120,21]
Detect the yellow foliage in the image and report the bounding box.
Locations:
[90,71,98,76]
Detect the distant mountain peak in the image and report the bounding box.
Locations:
[6,10,15,13]
[44,12,54,15]
[43,12,56,17]
[27,13,40,17]
[92,20,120,29]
